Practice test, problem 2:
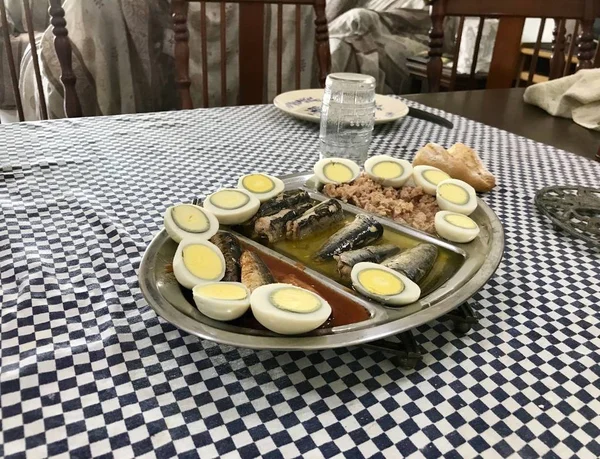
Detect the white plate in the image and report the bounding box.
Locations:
[273,89,409,125]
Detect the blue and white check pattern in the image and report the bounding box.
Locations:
[0,101,599,458]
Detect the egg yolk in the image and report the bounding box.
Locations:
[445,213,477,229]
[358,269,404,296]
[182,245,223,280]
[195,283,247,300]
[438,183,469,204]
[242,174,274,194]
[323,162,354,183]
[422,169,450,186]
[372,161,403,179]
[270,287,321,313]
[210,190,250,210]
[171,205,210,233]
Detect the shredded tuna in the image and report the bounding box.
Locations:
[323,174,439,234]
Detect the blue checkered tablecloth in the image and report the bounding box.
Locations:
[0,101,599,458]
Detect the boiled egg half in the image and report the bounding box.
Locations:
[237,173,285,202]
[250,283,332,335]
[203,188,260,225]
[435,211,480,243]
[173,237,225,289]
[364,155,413,188]
[436,179,477,215]
[413,165,451,195]
[314,157,360,185]
[164,204,219,243]
[193,282,251,321]
[351,262,421,306]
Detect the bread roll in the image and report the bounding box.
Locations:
[412,143,495,192]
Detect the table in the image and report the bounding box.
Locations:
[0,101,599,458]
[404,88,600,162]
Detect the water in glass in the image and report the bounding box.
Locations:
[319,73,376,165]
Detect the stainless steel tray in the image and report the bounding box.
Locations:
[139,173,504,351]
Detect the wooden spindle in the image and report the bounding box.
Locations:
[276,4,283,94]
[313,0,330,88]
[23,0,47,119]
[564,21,580,76]
[427,0,445,93]
[449,16,465,91]
[577,19,595,70]
[49,0,82,118]
[200,2,209,107]
[220,3,226,106]
[549,19,566,80]
[527,18,546,86]
[295,5,301,90]
[172,0,193,109]
[469,17,485,89]
[0,0,24,121]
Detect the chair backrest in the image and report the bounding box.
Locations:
[0,0,81,121]
[427,0,600,92]
[171,0,331,109]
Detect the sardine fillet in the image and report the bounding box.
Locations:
[286,199,344,241]
[335,244,400,280]
[240,251,275,292]
[382,243,438,283]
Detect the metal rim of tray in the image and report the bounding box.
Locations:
[139,172,505,351]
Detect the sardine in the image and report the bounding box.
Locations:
[209,231,243,282]
[381,243,438,283]
[315,214,384,260]
[240,251,275,291]
[286,199,344,240]
[254,202,313,243]
[255,189,312,219]
[237,190,312,236]
[335,244,400,280]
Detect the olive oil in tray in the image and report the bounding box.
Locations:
[247,214,465,298]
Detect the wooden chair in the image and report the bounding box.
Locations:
[171,0,331,108]
[0,0,81,121]
[426,0,600,92]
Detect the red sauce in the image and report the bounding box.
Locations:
[254,248,371,328]
[178,245,371,334]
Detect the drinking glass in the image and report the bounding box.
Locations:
[319,73,376,166]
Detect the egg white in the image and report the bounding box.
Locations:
[436,178,477,215]
[250,283,332,335]
[313,157,360,185]
[364,155,413,188]
[164,204,219,243]
[193,282,251,321]
[435,211,480,243]
[412,165,451,195]
[203,188,260,225]
[237,173,285,203]
[172,237,226,289]
[351,262,421,306]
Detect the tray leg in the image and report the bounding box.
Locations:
[362,329,422,370]
[445,302,478,334]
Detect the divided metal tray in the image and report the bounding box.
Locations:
[139,172,504,351]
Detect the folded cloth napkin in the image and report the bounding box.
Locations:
[524,68,600,131]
